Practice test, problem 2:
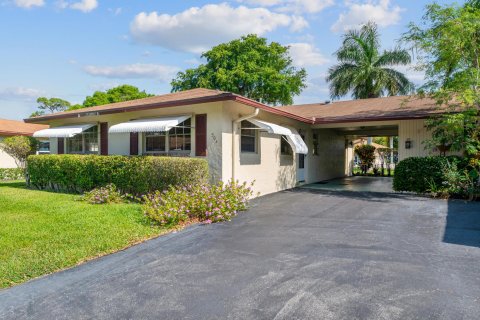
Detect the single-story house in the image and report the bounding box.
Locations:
[25,88,448,195]
[0,119,49,168]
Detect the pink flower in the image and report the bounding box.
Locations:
[204,219,212,224]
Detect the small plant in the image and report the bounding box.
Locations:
[81,184,124,204]
[354,144,376,174]
[142,180,256,227]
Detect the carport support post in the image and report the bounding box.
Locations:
[389,136,394,176]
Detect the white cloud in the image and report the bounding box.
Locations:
[70,0,97,12]
[0,87,44,101]
[84,63,179,82]
[331,0,404,32]
[288,43,328,67]
[14,0,44,8]
[240,0,334,14]
[130,3,306,53]
[57,0,98,12]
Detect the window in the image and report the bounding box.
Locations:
[240,120,257,153]
[312,133,319,155]
[169,118,191,151]
[38,141,50,154]
[280,136,293,156]
[66,126,98,154]
[145,132,166,152]
[144,118,191,153]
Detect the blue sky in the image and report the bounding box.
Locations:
[0,0,457,120]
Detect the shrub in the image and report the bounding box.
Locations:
[142,181,255,226]
[355,144,376,174]
[393,156,468,193]
[26,155,209,195]
[0,136,39,168]
[0,168,24,181]
[81,184,124,204]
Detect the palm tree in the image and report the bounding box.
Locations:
[327,22,414,100]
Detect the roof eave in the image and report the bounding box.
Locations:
[24,93,314,125]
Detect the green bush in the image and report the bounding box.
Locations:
[143,181,256,226]
[0,168,24,181]
[26,155,209,195]
[393,156,468,193]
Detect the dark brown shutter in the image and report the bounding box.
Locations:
[57,138,64,154]
[130,132,139,155]
[195,114,207,156]
[100,122,108,155]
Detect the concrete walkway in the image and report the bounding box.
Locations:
[1,190,479,319]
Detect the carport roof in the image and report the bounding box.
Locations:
[280,95,451,124]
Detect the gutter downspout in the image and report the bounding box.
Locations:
[232,108,259,181]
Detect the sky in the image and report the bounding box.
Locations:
[0,0,458,120]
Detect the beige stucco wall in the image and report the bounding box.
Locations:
[398,119,433,160]
[0,136,18,168]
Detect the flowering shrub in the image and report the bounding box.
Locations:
[142,180,256,226]
[81,184,124,204]
[0,168,24,181]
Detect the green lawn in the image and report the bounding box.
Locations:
[0,181,169,288]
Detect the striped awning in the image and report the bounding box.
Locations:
[109,116,191,133]
[33,124,95,138]
[246,119,308,154]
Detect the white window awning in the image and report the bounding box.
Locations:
[246,119,308,155]
[33,124,95,138]
[109,115,191,133]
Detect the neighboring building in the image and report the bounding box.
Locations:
[25,88,449,195]
[0,119,49,168]
[352,138,396,168]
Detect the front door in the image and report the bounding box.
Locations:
[297,133,306,182]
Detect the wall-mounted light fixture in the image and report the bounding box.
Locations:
[405,138,412,149]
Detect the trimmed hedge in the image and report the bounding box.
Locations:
[26,155,209,194]
[0,168,24,181]
[393,156,468,193]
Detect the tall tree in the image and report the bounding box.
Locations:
[36,97,71,114]
[403,1,480,159]
[327,22,414,100]
[83,85,154,107]
[171,34,307,106]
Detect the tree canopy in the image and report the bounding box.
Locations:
[29,85,154,117]
[171,34,307,106]
[327,22,414,100]
[403,1,480,160]
[83,85,154,108]
[31,97,71,117]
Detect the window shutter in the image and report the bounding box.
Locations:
[195,114,207,156]
[57,138,64,154]
[100,122,108,155]
[130,132,139,155]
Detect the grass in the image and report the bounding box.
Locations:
[0,181,170,289]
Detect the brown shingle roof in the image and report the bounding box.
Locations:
[0,118,48,136]
[24,88,451,125]
[24,88,313,124]
[281,96,447,123]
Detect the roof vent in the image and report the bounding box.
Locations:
[325,100,332,104]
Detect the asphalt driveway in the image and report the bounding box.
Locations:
[1,189,479,320]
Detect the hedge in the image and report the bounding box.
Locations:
[0,168,24,181]
[393,156,468,193]
[26,155,209,195]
